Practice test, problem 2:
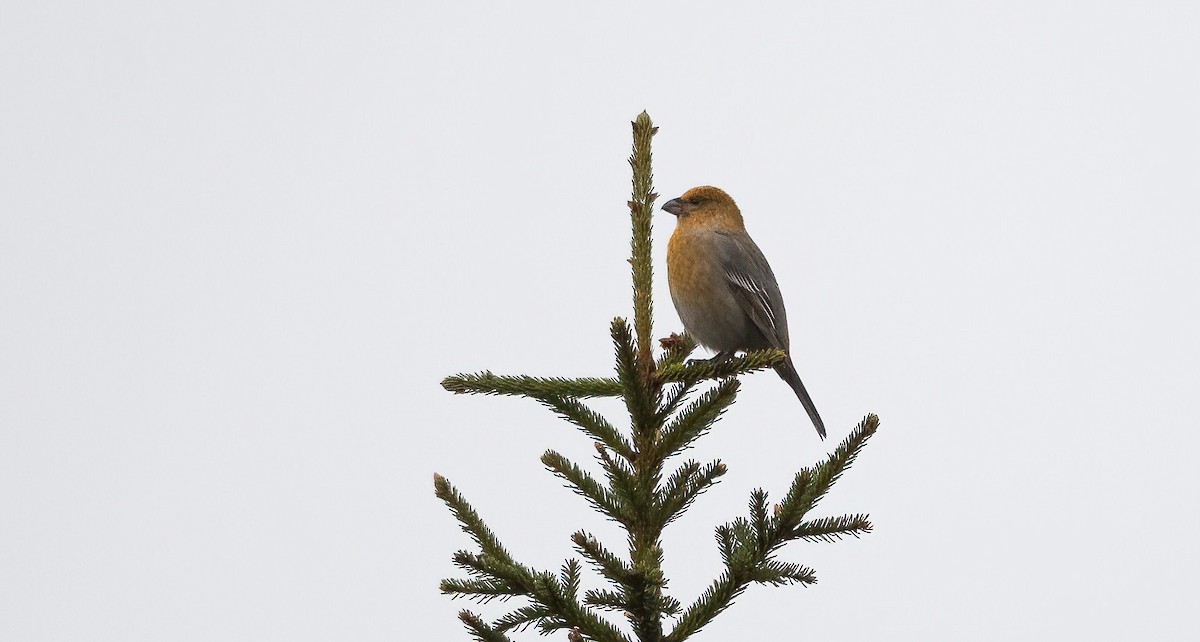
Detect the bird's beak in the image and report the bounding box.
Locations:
[661,198,684,216]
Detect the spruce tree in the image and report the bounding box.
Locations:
[437,112,879,641]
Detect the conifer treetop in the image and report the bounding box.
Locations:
[436,112,878,642]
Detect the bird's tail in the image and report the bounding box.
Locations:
[775,358,826,439]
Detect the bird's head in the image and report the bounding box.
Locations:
[661,186,745,231]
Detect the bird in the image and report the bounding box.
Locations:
[662,186,826,438]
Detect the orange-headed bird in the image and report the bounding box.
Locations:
[663,186,825,438]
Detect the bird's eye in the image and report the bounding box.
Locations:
[687,197,702,205]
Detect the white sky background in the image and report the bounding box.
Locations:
[2,2,1198,640]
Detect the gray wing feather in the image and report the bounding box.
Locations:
[714,231,824,438]
[713,230,790,350]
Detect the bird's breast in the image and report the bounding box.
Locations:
[667,227,755,351]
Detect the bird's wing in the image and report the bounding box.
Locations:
[714,230,790,350]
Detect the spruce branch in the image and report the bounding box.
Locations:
[656,460,701,508]
[593,443,639,510]
[747,559,818,587]
[656,460,727,527]
[749,489,771,551]
[804,413,878,500]
[655,348,787,385]
[542,450,627,525]
[493,605,553,634]
[435,474,517,565]
[629,111,658,378]
[572,531,636,586]
[776,414,880,533]
[655,382,696,424]
[655,380,739,460]
[443,372,623,399]
[584,588,629,612]
[441,576,523,602]
[459,610,516,642]
[664,573,745,642]
[436,477,630,642]
[658,594,682,617]
[773,468,813,536]
[612,317,655,446]
[541,396,635,461]
[561,559,584,603]
[789,514,874,543]
[451,550,525,583]
[654,334,699,421]
[528,570,633,642]
[665,414,880,641]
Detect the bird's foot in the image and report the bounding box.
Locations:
[686,351,735,366]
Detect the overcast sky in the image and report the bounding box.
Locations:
[3,2,1198,640]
